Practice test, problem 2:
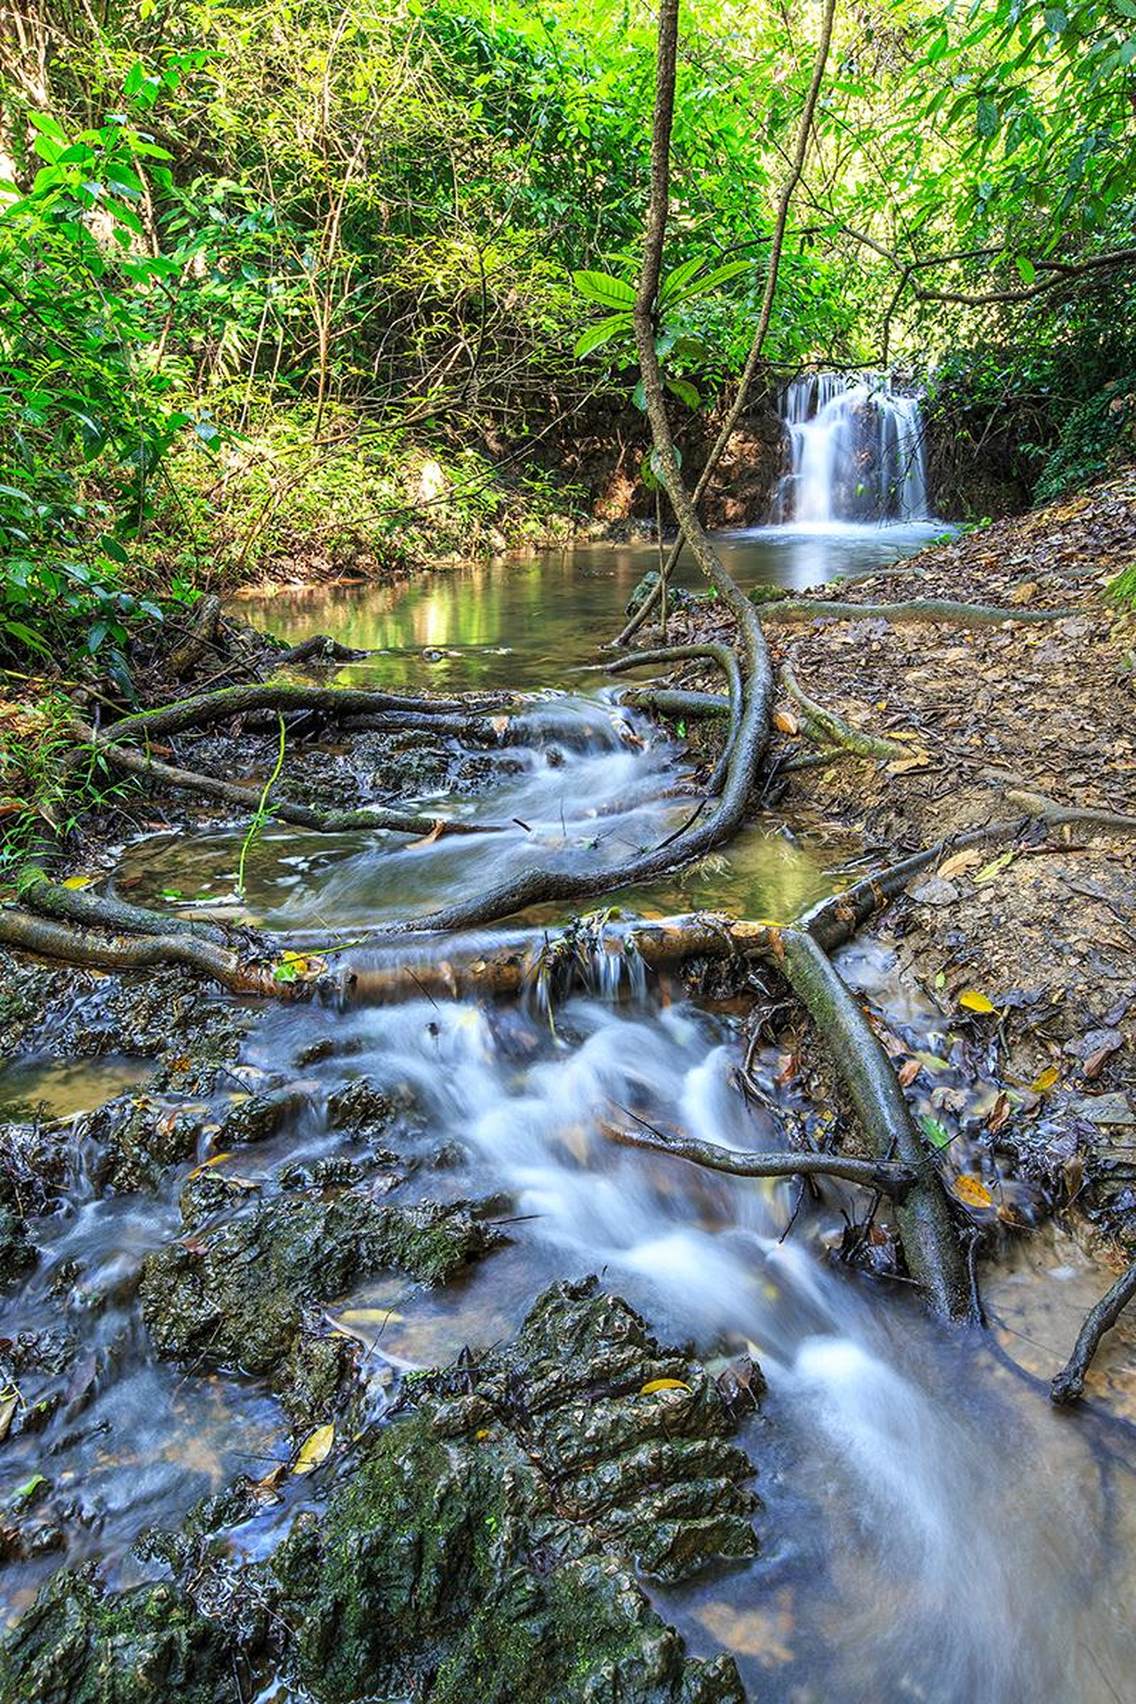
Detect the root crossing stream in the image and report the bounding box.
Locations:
[3,527,1135,1701]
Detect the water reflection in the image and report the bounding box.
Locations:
[237,522,946,692]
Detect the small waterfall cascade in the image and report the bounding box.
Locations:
[775,370,929,523]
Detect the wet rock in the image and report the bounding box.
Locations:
[214,1085,311,1148]
[0,1205,36,1286]
[0,956,253,1095]
[910,876,959,908]
[325,1075,401,1135]
[139,1186,500,1379]
[0,1566,244,1704]
[274,1276,756,1704]
[76,1094,207,1194]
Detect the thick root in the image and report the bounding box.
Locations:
[779,927,978,1322]
[780,663,904,761]
[761,596,1075,628]
[105,681,504,744]
[0,907,300,998]
[71,720,494,838]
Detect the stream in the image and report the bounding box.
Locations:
[3,515,1136,1701]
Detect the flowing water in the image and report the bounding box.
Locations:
[4,517,1136,1702]
[775,371,929,524]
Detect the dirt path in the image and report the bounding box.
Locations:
[667,469,1136,1261]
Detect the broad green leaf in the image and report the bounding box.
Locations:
[572,269,635,310]
[573,313,631,358]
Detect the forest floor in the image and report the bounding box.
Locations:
[664,467,1136,1264]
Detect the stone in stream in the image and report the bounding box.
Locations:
[275,1276,757,1702]
[2,1277,758,1703]
[0,1566,248,1704]
[138,1181,501,1383]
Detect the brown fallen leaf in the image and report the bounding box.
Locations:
[897,1058,921,1088]
[938,847,983,881]
[773,708,799,736]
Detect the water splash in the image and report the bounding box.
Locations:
[776,371,929,523]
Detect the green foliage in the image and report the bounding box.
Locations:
[1035,377,1136,502]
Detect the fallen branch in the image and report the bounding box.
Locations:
[779,927,977,1321]
[72,721,493,838]
[605,1120,915,1194]
[0,907,295,999]
[780,663,905,761]
[761,597,1076,629]
[103,682,502,744]
[1051,1261,1136,1406]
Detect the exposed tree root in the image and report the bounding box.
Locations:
[0,906,293,998]
[617,687,728,719]
[778,927,977,1320]
[608,641,742,790]
[780,663,905,761]
[1006,788,1136,835]
[761,597,1076,628]
[71,720,495,838]
[1051,1261,1136,1405]
[604,1119,915,1194]
[16,867,229,942]
[104,681,504,744]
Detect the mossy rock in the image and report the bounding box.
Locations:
[76,1094,206,1194]
[0,1568,241,1704]
[275,1276,757,1702]
[138,1185,499,1378]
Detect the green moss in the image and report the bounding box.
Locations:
[0,1569,240,1704]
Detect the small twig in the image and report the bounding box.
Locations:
[1051,1261,1136,1406]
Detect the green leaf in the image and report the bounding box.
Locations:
[1015,255,1036,284]
[919,1114,952,1150]
[976,96,1000,139]
[659,255,709,304]
[664,374,701,408]
[666,258,751,304]
[572,269,635,310]
[573,313,631,358]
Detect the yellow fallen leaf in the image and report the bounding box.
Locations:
[61,873,96,890]
[954,1174,994,1209]
[337,1307,405,1327]
[293,1422,334,1476]
[958,990,997,1015]
[1032,1065,1060,1094]
[639,1377,692,1396]
[975,851,1015,884]
[0,1389,18,1442]
[773,708,799,735]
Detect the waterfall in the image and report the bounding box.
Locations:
[775,371,929,524]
